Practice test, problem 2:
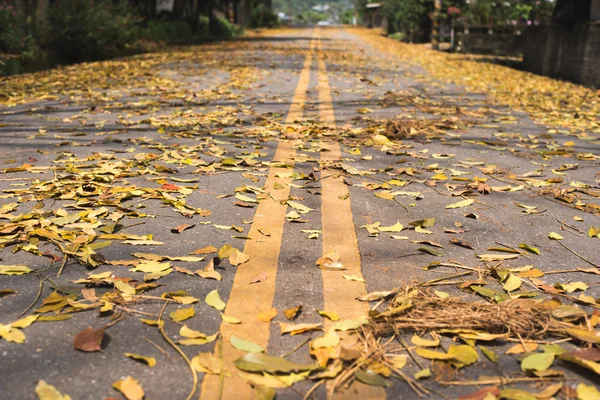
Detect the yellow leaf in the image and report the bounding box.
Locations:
[124,353,156,367]
[446,199,474,209]
[278,322,322,336]
[169,307,195,322]
[221,314,241,324]
[205,290,226,311]
[411,335,440,347]
[258,308,277,323]
[35,380,72,400]
[113,376,144,400]
[0,265,32,275]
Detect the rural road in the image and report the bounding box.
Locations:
[1,26,599,399]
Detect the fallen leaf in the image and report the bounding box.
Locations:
[189,246,218,255]
[113,376,144,400]
[205,289,226,311]
[521,352,555,372]
[73,327,105,352]
[284,305,302,320]
[250,273,268,284]
[235,352,317,373]
[171,223,195,233]
[316,309,340,321]
[35,380,72,400]
[170,307,195,322]
[278,322,322,336]
[576,383,600,400]
[221,314,241,324]
[446,199,474,209]
[231,334,264,353]
[0,265,32,275]
[506,343,538,355]
[124,353,156,367]
[257,308,277,323]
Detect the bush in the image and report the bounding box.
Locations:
[46,0,139,63]
[0,1,35,56]
[212,17,243,38]
[388,32,407,42]
[140,19,194,44]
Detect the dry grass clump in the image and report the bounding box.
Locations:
[382,117,464,140]
[369,293,563,340]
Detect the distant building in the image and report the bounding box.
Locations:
[312,4,331,12]
[365,2,386,29]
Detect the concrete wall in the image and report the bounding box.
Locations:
[458,29,525,55]
[523,22,600,87]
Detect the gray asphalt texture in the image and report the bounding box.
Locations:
[1,27,599,399]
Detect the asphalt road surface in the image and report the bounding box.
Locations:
[1,27,599,400]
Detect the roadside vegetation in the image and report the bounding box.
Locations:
[0,0,273,76]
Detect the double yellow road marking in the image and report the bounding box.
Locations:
[317,32,385,400]
[201,28,385,400]
[200,31,316,400]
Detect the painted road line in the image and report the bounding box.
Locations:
[199,31,317,400]
[316,30,387,400]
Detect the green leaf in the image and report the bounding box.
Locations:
[231,335,264,353]
[418,246,444,257]
[447,344,478,366]
[354,370,390,387]
[205,289,226,311]
[480,346,498,363]
[234,353,317,373]
[518,243,540,255]
[521,352,555,372]
[332,318,368,331]
[414,368,431,379]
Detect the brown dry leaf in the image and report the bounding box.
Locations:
[229,250,250,266]
[113,376,144,400]
[196,259,222,281]
[171,223,195,233]
[73,327,105,352]
[316,250,344,271]
[250,273,268,284]
[278,322,322,336]
[191,353,222,374]
[189,246,218,255]
[506,343,538,355]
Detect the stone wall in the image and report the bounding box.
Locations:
[523,22,600,87]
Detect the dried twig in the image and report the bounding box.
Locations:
[158,302,197,400]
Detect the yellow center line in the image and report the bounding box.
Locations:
[199,30,317,400]
[316,29,387,400]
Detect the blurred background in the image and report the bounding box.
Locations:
[1,0,598,85]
